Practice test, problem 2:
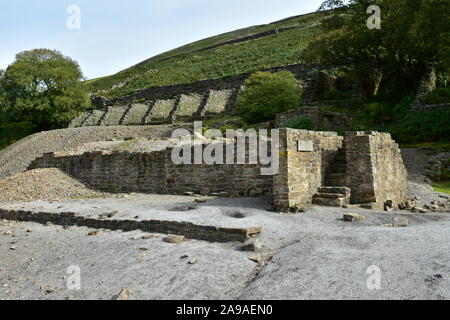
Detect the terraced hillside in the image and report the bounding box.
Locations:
[86,11,330,99]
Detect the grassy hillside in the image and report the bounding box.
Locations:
[86,11,329,99]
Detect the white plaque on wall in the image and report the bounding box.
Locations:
[298,140,314,152]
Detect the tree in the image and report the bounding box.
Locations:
[308,0,450,99]
[0,49,90,131]
[318,0,349,11]
[236,71,301,123]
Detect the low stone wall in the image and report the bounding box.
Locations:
[70,89,239,127]
[0,209,261,243]
[28,129,408,212]
[28,146,273,197]
[94,63,326,108]
[273,129,344,210]
[73,63,355,128]
[275,106,355,131]
[345,131,408,209]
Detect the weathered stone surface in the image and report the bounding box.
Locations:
[28,146,274,199]
[28,128,407,213]
[163,235,186,244]
[343,213,365,222]
[240,239,262,252]
[122,103,149,125]
[393,217,409,227]
[0,209,262,243]
[273,129,345,210]
[174,94,202,119]
[83,110,105,127]
[168,203,198,212]
[297,140,314,152]
[146,99,175,122]
[203,90,233,115]
[100,106,129,126]
[345,131,408,210]
[114,288,130,300]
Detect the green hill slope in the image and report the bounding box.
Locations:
[87,11,329,99]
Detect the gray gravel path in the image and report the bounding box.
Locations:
[1,195,449,300]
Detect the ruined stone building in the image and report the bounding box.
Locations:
[29,128,408,212]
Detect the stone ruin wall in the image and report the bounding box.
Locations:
[345,131,408,210]
[70,89,238,128]
[272,129,344,210]
[272,130,408,211]
[28,145,273,197]
[29,129,408,212]
[70,63,333,128]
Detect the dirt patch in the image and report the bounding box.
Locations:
[0,169,103,203]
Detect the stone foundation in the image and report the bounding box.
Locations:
[29,145,273,197]
[0,209,261,243]
[29,129,408,212]
[272,129,344,210]
[345,131,408,210]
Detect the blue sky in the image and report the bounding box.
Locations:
[0,0,324,79]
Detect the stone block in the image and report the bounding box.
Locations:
[297,140,314,152]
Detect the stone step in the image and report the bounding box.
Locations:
[312,193,349,207]
[318,186,351,195]
[313,192,346,199]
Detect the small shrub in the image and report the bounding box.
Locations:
[236,71,301,124]
[283,116,314,130]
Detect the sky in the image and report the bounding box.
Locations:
[0,0,324,80]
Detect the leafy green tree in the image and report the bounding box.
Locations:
[318,0,349,11]
[0,49,90,131]
[309,0,450,99]
[236,71,301,123]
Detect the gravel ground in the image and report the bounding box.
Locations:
[241,218,450,300]
[0,169,105,203]
[1,130,449,300]
[0,195,449,300]
[0,125,183,179]
[0,219,255,300]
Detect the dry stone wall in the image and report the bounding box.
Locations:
[0,209,261,243]
[202,90,234,115]
[70,89,239,127]
[272,129,344,210]
[345,131,408,210]
[29,145,273,197]
[71,63,334,128]
[28,129,408,212]
[174,94,203,119]
[122,103,149,125]
[99,105,129,126]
